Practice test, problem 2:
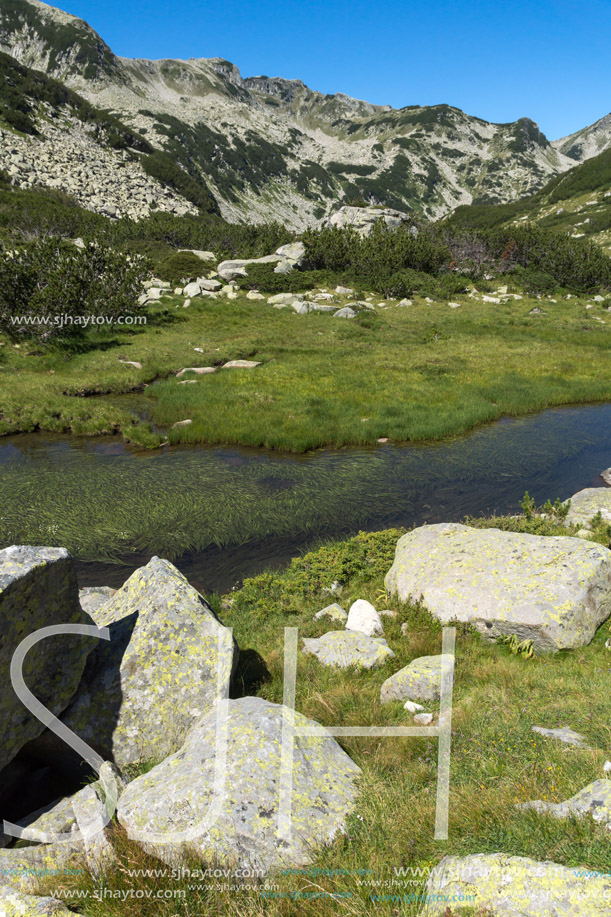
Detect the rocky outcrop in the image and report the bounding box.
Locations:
[0,546,94,775]
[325,205,413,235]
[53,557,237,768]
[422,853,611,916]
[302,630,395,669]
[117,696,361,872]
[385,523,611,652]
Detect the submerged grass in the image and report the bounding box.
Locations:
[0,289,610,451]
[1,402,610,563]
[34,524,611,916]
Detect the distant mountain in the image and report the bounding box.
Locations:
[1,0,610,228]
[447,146,611,256]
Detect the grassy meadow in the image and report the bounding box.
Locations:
[35,520,611,916]
[1,285,610,452]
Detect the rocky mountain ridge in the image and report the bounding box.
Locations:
[1,0,610,228]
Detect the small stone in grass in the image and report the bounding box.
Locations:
[414,712,433,725]
[404,700,424,713]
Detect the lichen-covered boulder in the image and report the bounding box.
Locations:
[422,853,611,915]
[380,654,454,704]
[0,886,74,916]
[117,696,360,873]
[564,488,611,528]
[302,631,394,669]
[385,523,611,652]
[519,779,611,828]
[58,557,237,768]
[313,603,347,623]
[0,546,94,775]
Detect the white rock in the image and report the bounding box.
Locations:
[404,700,424,713]
[413,713,433,725]
[183,282,202,298]
[346,599,384,637]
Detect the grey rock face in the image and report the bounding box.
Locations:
[385,523,611,652]
[422,853,611,916]
[117,697,361,873]
[302,630,395,669]
[0,546,94,775]
[56,557,237,769]
[564,487,611,528]
[380,654,454,704]
[333,307,357,318]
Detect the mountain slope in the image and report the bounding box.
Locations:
[447,146,611,255]
[1,0,610,228]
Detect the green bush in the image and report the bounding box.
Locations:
[238,263,336,293]
[155,251,207,283]
[0,238,149,343]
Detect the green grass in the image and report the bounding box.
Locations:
[33,522,611,916]
[1,287,610,452]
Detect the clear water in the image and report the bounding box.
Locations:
[0,403,609,594]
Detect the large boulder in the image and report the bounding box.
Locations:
[385,523,611,652]
[54,557,237,769]
[0,546,94,775]
[380,654,454,704]
[564,487,611,528]
[422,853,611,916]
[117,696,360,873]
[325,205,412,236]
[302,630,394,669]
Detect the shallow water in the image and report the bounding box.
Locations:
[0,403,610,593]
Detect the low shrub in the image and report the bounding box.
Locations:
[0,237,149,343]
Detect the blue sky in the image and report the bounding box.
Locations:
[59,0,610,140]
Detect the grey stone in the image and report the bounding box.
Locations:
[183,281,202,298]
[519,779,611,828]
[413,712,433,725]
[0,546,94,775]
[333,307,357,319]
[531,725,590,747]
[380,654,454,704]
[313,603,347,623]
[302,631,394,669]
[564,488,611,528]
[385,523,611,652]
[222,360,261,369]
[421,853,611,916]
[117,697,360,872]
[601,468,611,487]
